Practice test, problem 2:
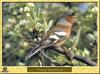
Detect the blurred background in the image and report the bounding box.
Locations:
[2,2,97,66]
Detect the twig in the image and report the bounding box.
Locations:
[25,44,54,61]
[40,50,55,62]
[46,46,96,66]
[74,55,96,66]
[25,42,96,66]
[72,27,82,48]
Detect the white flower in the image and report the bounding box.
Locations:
[91,6,98,13]
[26,13,31,17]
[5,24,11,28]
[38,37,41,41]
[27,3,35,7]
[19,8,23,13]
[34,38,37,42]
[84,48,90,56]
[19,19,29,25]
[12,11,17,15]
[8,18,16,23]
[89,14,93,18]
[23,42,28,47]
[9,31,14,35]
[24,6,30,12]
[18,62,25,66]
[5,43,10,48]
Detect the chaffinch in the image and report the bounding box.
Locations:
[25,11,77,61]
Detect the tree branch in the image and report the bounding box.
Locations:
[40,50,55,62]
[25,43,96,66]
[46,46,96,66]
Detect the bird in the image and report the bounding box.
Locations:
[25,11,77,61]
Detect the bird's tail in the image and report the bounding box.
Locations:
[25,44,42,61]
[25,39,53,61]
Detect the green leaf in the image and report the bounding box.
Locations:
[46,20,53,32]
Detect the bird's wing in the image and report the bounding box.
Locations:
[25,44,40,61]
[25,38,53,61]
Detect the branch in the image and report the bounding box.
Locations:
[74,55,96,66]
[72,27,82,48]
[25,43,96,66]
[46,46,96,66]
[40,50,55,62]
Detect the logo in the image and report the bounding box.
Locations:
[2,67,9,72]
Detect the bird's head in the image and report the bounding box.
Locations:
[63,11,78,23]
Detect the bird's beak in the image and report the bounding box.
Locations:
[72,12,79,22]
[73,12,79,18]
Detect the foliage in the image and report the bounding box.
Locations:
[3,3,97,66]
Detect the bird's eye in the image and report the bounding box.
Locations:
[72,12,75,15]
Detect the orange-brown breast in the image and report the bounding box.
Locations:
[66,16,74,23]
